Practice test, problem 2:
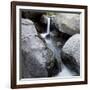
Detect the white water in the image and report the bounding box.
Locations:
[40,17,77,77]
[41,17,50,38]
[44,39,76,77]
[47,17,50,35]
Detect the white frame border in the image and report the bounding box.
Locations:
[16,5,85,85]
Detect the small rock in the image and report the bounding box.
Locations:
[40,15,48,24]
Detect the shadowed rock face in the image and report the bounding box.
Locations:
[22,11,45,22]
[20,19,59,78]
[61,34,80,75]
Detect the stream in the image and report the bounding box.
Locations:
[40,17,77,77]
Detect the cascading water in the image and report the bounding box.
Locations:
[41,17,51,38]
[47,17,50,35]
[40,16,77,77]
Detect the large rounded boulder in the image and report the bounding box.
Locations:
[53,13,80,35]
[20,18,59,78]
[61,34,80,75]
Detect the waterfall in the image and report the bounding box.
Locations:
[40,16,76,77]
[40,17,50,38]
[47,17,50,35]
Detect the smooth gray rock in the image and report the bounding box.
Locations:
[53,13,80,35]
[61,34,80,75]
[21,18,38,38]
[20,18,59,78]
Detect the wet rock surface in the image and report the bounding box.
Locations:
[20,19,59,78]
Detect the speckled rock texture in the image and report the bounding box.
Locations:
[20,18,59,78]
[53,13,80,35]
[61,34,80,75]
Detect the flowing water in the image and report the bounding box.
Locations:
[47,17,50,35]
[40,17,51,38]
[40,17,76,77]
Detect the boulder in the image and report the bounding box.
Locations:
[40,15,48,24]
[53,13,80,35]
[21,18,38,38]
[61,34,80,75]
[20,18,59,78]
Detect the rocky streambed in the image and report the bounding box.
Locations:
[20,12,80,78]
